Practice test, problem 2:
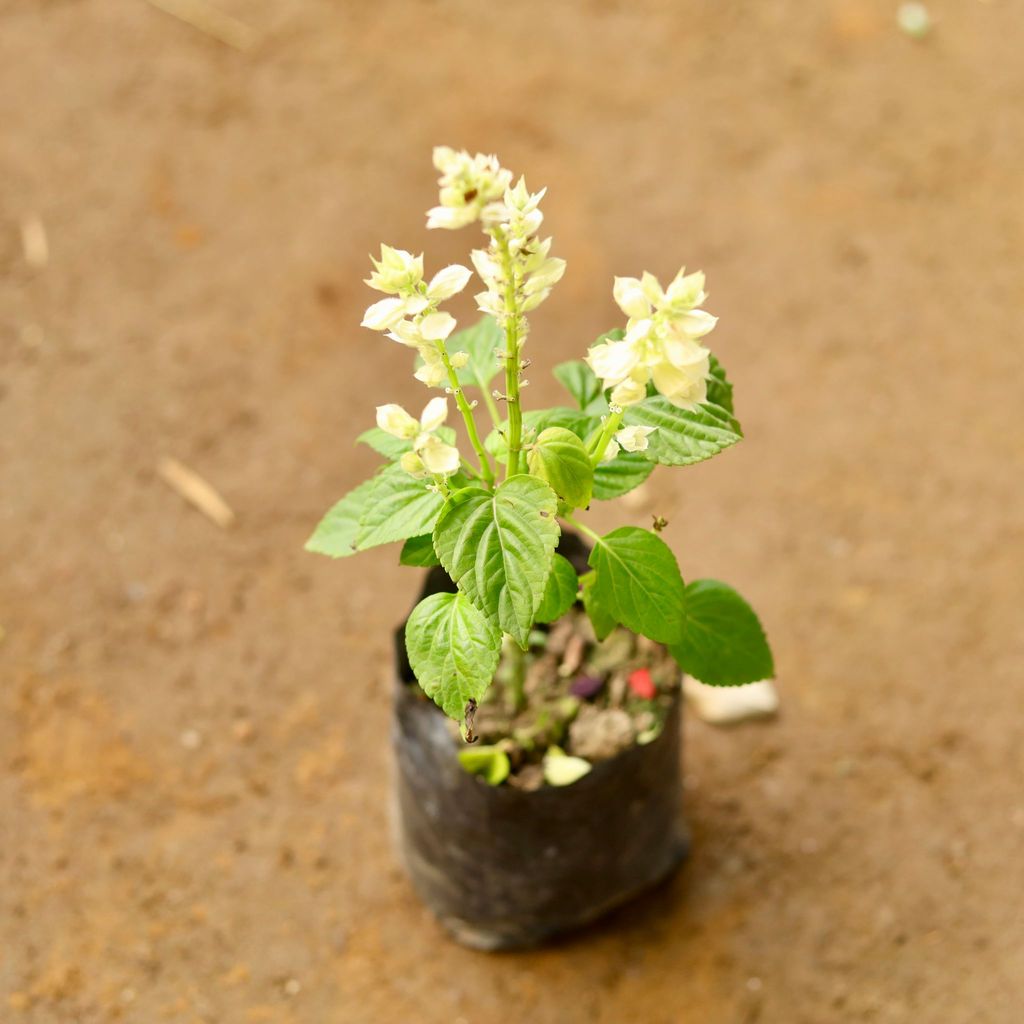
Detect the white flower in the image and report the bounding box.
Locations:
[501,178,546,251]
[377,399,460,478]
[418,396,448,433]
[414,347,449,388]
[427,147,513,231]
[612,276,650,319]
[609,376,647,408]
[376,403,420,439]
[585,338,640,385]
[376,397,449,440]
[362,297,409,332]
[416,433,460,475]
[365,245,423,295]
[417,311,457,342]
[400,451,427,478]
[589,267,717,408]
[615,425,657,453]
[426,264,472,300]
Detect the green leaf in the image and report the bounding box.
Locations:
[450,316,503,391]
[553,360,605,414]
[458,745,511,785]
[405,592,502,720]
[527,427,594,509]
[433,475,560,647]
[580,570,616,641]
[304,476,378,558]
[355,462,445,550]
[592,451,654,501]
[669,579,774,686]
[588,527,685,644]
[399,534,441,567]
[357,425,455,461]
[543,747,592,786]
[707,354,735,416]
[535,553,579,624]
[623,396,742,467]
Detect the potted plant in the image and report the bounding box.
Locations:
[306,147,773,950]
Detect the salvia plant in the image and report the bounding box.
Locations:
[307,147,773,736]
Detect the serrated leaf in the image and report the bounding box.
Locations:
[623,396,742,467]
[433,475,559,647]
[450,316,503,391]
[535,553,579,624]
[669,579,774,686]
[592,451,655,501]
[304,476,379,558]
[527,427,594,509]
[399,534,441,567]
[707,354,735,416]
[355,463,445,550]
[588,526,685,644]
[553,360,606,414]
[580,570,616,641]
[357,425,456,461]
[458,745,510,785]
[405,592,501,720]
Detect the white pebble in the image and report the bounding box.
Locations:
[897,3,932,38]
[683,677,779,725]
[179,728,202,749]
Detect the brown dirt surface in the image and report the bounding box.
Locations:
[2,1,1023,1021]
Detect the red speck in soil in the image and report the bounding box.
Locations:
[627,668,656,700]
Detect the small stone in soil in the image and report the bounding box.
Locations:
[569,675,604,699]
[569,706,636,761]
[627,667,656,699]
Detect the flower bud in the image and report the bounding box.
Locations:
[365,245,423,295]
[400,450,428,478]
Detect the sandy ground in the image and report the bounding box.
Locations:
[2,1,1023,1021]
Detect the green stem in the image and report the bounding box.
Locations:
[438,343,495,488]
[563,514,602,546]
[588,410,623,464]
[506,641,527,714]
[480,386,502,429]
[496,234,523,479]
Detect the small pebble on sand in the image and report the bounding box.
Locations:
[683,677,779,725]
[897,3,932,38]
[180,728,202,749]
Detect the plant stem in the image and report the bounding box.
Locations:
[588,410,623,464]
[496,234,523,479]
[506,640,527,714]
[563,514,602,546]
[479,386,502,429]
[438,343,495,488]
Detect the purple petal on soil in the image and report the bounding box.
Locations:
[570,675,605,699]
